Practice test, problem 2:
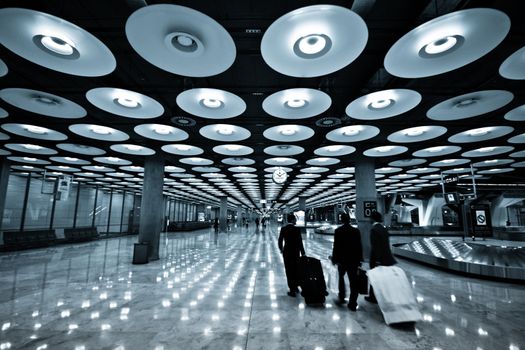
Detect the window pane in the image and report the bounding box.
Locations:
[2,173,27,231]
[24,176,54,230]
[52,182,78,229]
[76,185,96,227]
[108,191,123,233]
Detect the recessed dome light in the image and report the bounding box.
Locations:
[152,125,172,135]
[369,99,394,109]
[341,127,361,136]
[423,36,458,55]
[466,127,490,136]
[23,157,37,161]
[176,34,194,47]
[34,96,59,105]
[325,145,343,152]
[376,146,394,152]
[216,125,234,135]
[442,159,456,163]
[201,98,223,109]
[175,145,192,151]
[23,144,42,150]
[404,127,427,136]
[279,126,297,136]
[478,147,495,153]
[22,165,34,169]
[23,125,48,135]
[106,157,121,162]
[454,98,478,108]
[40,35,75,56]
[285,99,307,109]
[224,145,242,151]
[125,145,142,151]
[116,97,140,108]
[58,165,70,169]
[293,34,332,59]
[484,159,498,164]
[64,157,78,162]
[427,146,445,153]
[91,126,113,135]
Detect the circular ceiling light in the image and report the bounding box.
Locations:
[263,88,331,119]
[314,145,355,157]
[1,123,66,141]
[429,159,471,167]
[263,145,304,156]
[199,124,250,142]
[388,125,447,143]
[345,89,421,120]
[413,145,461,157]
[162,144,203,156]
[508,133,525,144]
[176,88,245,119]
[134,124,188,142]
[448,126,513,143]
[125,4,236,77]
[461,146,513,157]
[0,88,86,119]
[363,145,408,157]
[110,144,155,156]
[69,124,129,141]
[56,143,105,156]
[0,8,116,76]
[5,143,57,155]
[213,144,253,156]
[427,90,513,120]
[263,125,314,142]
[86,88,164,119]
[384,8,510,78]
[326,125,379,142]
[261,5,368,77]
[499,46,525,80]
[388,159,427,169]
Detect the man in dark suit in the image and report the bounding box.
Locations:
[331,213,363,311]
[278,213,306,297]
[365,210,397,303]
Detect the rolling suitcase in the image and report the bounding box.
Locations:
[298,256,328,305]
[367,265,422,325]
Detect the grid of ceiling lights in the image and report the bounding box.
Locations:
[0,5,523,214]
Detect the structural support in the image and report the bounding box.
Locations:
[138,156,165,261]
[355,158,377,259]
[219,196,228,232]
[0,159,11,242]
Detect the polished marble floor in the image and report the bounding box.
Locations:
[0,224,524,350]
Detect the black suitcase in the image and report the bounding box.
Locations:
[298,256,328,304]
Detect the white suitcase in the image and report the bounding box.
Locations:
[367,265,422,325]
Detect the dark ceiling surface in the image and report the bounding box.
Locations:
[0,0,524,210]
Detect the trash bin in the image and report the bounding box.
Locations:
[133,242,149,264]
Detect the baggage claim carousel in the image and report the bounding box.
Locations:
[393,238,525,281]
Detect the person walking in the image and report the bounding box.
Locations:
[213,217,219,234]
[365,211,397,303]
[278,213,306,297]
[331,213,363,311]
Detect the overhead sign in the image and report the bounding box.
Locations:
[57,175,73,201]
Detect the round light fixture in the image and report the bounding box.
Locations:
[368,99,394,110]
[41,35,74,55]
[466,128,490,136]
[34,96,59,105]
[125,145,142,151]
[175,145,192,151]
[216,125,234,135]
[115,97,140,108]
[376,146,394,153]
[342,127,361,136]
[454,98,478,108]
[64,157,78,162]
[169,32,199,53]
[293,34,332,59]
[23,144,42,150]
[200,98,223,109]
[152,125,172,135]
[420,35,463,57]
[279,126,297,136]
[285,99,307,109]
[427,146,445,153]
[91,125,113,135]
[404,127,427,136]
[24,125,49,134]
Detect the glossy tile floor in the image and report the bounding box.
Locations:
[0,224,524,350]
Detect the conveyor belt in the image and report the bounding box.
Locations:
[393,238,525,281]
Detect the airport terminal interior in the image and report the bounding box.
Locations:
[0,0,524,349]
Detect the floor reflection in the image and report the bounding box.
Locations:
[0,223,523,349]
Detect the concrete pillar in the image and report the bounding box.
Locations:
[138,156,165,261]
[0,159,11,243]
[237,206,242,227]
[219,196,227,232]
[334,205,339,224]
[298,196,306,232]
[355,158,377,259]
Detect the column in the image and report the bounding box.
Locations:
[355,158,377,259]
[219,196,227,232]
[0,159,10,242]
[334,205,339,224]
[298,196,306,233]
[138,156,165,261]
[236,206,243,227]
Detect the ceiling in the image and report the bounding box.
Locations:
[0,0,524,211]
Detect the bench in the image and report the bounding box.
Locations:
[64,227,99,243]
[3,230,57,250]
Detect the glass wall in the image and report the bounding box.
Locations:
[2,174,27,231]
[1,173,203,236]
